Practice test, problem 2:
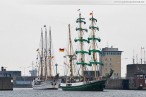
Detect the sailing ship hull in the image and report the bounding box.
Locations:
[32,79,60,90]
[61,80,106,91]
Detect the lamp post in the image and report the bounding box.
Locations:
[55,63,58,75]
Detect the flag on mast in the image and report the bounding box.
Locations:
[90,11,94,16]
[77,9,80,11]
[36,48,39,51]
[59,48,65,52]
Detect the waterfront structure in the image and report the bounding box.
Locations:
[0,67,21,77]
[0,77,13,90]
[29,68,37,77]
[0,67,37,88]
[127,64,146,89]
[0,67,13,90]
[100,47,122,79]
[127,64,146,78]
[14,76,36,88]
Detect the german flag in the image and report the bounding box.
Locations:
[59,48,64,52]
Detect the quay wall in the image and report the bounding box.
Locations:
[0,77,13,90]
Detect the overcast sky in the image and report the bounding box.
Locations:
[0,1,146,77]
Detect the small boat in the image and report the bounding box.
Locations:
[60,11,113,91]
[32,25,60,90]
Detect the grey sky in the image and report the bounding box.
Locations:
[0,1,146,76]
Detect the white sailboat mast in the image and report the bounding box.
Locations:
[44,25,48,80]
[49,27,52,79]
[40,28,44,79]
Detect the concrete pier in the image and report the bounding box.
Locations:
[105,79,129,90]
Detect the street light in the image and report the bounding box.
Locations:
[55,63,58,75]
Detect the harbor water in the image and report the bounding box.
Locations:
[0,88,146,97]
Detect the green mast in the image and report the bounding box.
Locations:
[88,12,103,79]
[75,11,88,81]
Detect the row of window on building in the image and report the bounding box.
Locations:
[104,58,112,61]
[103,52,121,56]
[0,73,11,77]
[104,63,112,66]
[137,75,146,79]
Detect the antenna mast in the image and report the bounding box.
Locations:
[133,49,135,64]
[144,48,146,64]
[141,47,143,64]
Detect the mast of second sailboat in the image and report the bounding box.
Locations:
[44,25,48,81]
[88,12,103,79]
[39,25,53,80]
[48,26,53,79]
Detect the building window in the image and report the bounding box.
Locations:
[140,75,143,79]
[110,58,112,61]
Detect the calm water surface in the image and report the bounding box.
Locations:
[0,88,146,97]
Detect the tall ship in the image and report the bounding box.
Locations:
[32,25,59,90]
[61,11,113,91]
